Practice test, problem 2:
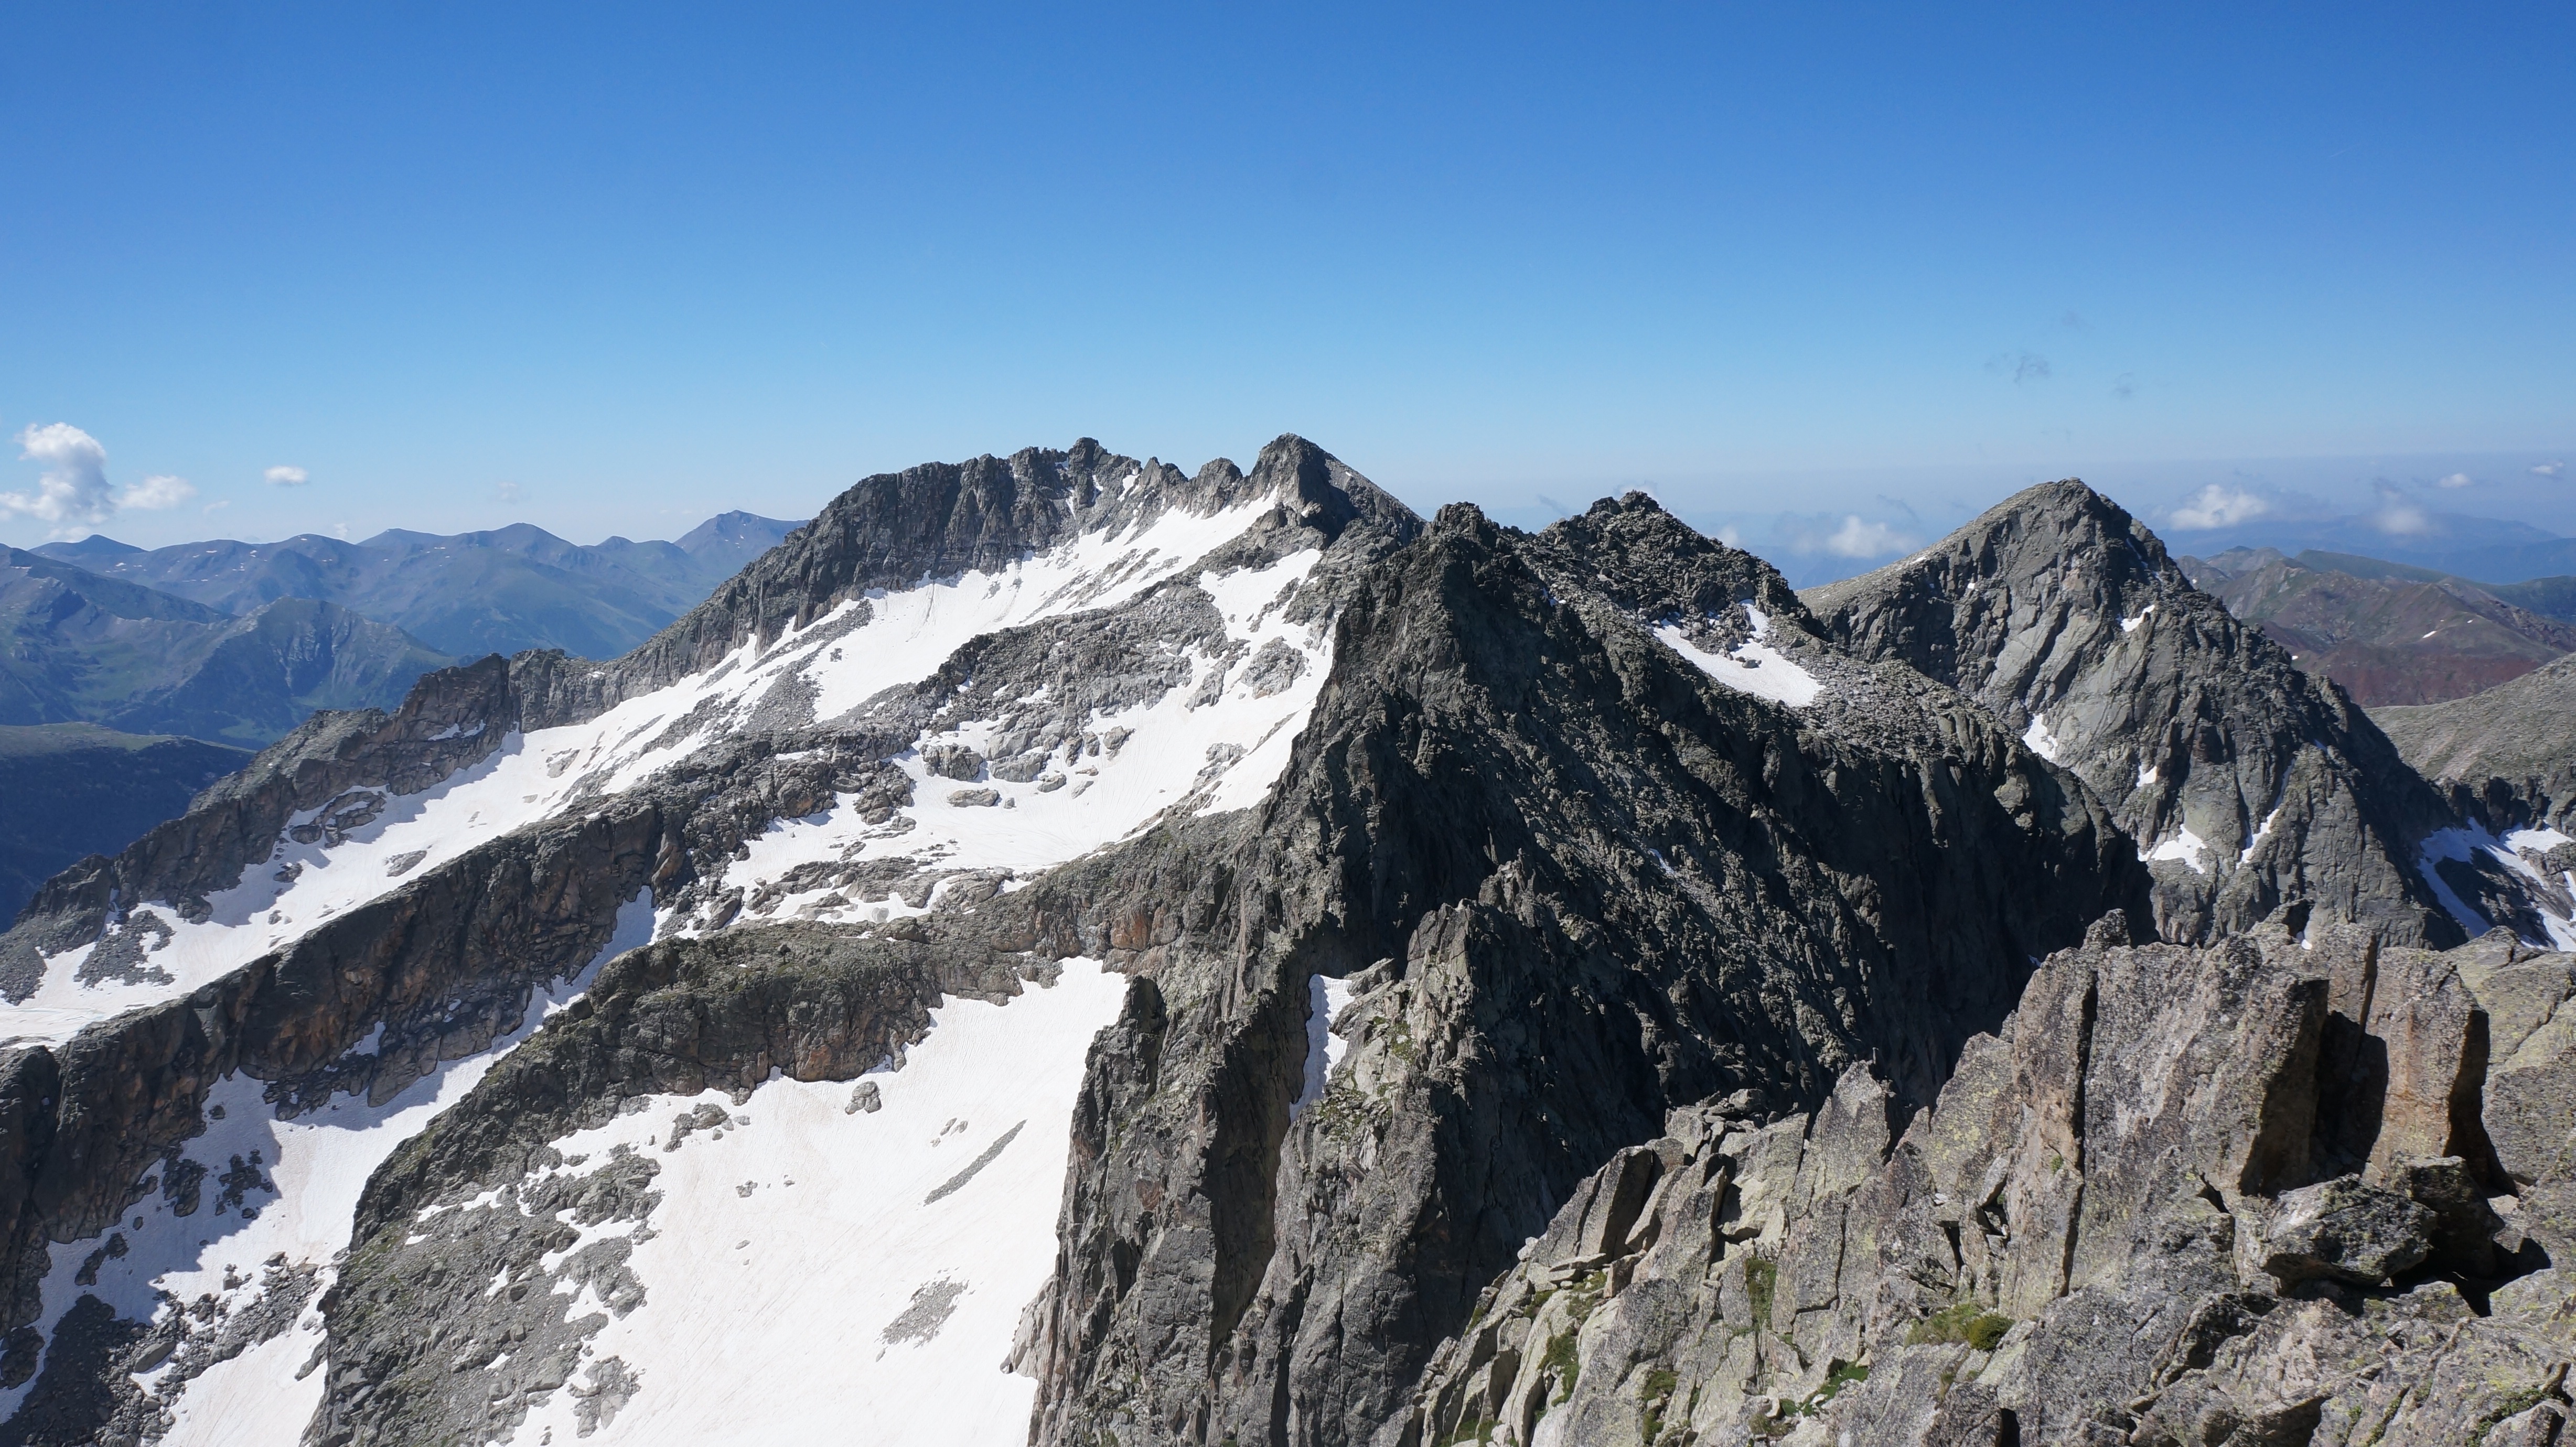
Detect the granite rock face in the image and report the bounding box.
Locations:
[1392,920,2576,1446]
[1013,497,2151,1446]
[1807,480,2462,947]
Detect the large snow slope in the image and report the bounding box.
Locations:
[500,960,1130,1446]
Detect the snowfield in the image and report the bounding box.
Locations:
[10,494,1308,1041]
[2419,824,2576,950]
[0,895,654,1440]
[714,549,1334,926]
[501,959,1131,1447]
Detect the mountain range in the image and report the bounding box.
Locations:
[2182,546,2576,705]
[34,510,800,662]
[2162,507,2576,582]
[1,513,802,935]
[0,439,2571,1445]
[0,545,455,748]
[0,726,252,931]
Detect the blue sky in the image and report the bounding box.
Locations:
[2,3,2568,578]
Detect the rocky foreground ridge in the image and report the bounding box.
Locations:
[0,439,2567,1445]
[1396,915,2576,1446]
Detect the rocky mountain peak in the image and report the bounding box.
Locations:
[1810,479,2461,946]
[1805,478,2186,681]
[1526,489,1815,635]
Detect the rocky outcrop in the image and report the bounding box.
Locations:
[1807,480,2462,946]
[1391,918,2576,1445]
[0,797,666,1343]
[1013,497,2152,1446]
[0,655,520,984]
[2377,652,2576,836]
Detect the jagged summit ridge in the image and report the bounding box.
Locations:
[530,433,1420,722]
[1809,477,2462,946]
[4,442,2570,1446]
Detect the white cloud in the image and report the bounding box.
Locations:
[2165,484,2270,530]
[1822,515,1916,558]
[2435,472,2473,490]
[2369,484,2433,536]
[203,499,233,513]
[495,480,525,504]
[265,465,310,487]
[1712,522,1744,547]
[120,473,197,510]
[2535,460,2566,479]
[1,423,116,527]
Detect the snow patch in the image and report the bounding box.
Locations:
[2241,802,2287,865]
[2146,827,2212,876]
[1653,604,1824,709]
[2022,713,2065,764]
[802,499,1278,721]
[1293,974,1358,1116]
[710,550,1335,926]
[2120,604,2156,634]
[2419,824,2576,949]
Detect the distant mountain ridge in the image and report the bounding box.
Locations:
[2162,509,2576,583]
[0,544,455,746]
[33,510,801,661]
[2181,546,2576,705]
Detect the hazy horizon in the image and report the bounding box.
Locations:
[5,6,2569,575]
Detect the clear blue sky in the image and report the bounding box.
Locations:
[3,3,2569,574]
